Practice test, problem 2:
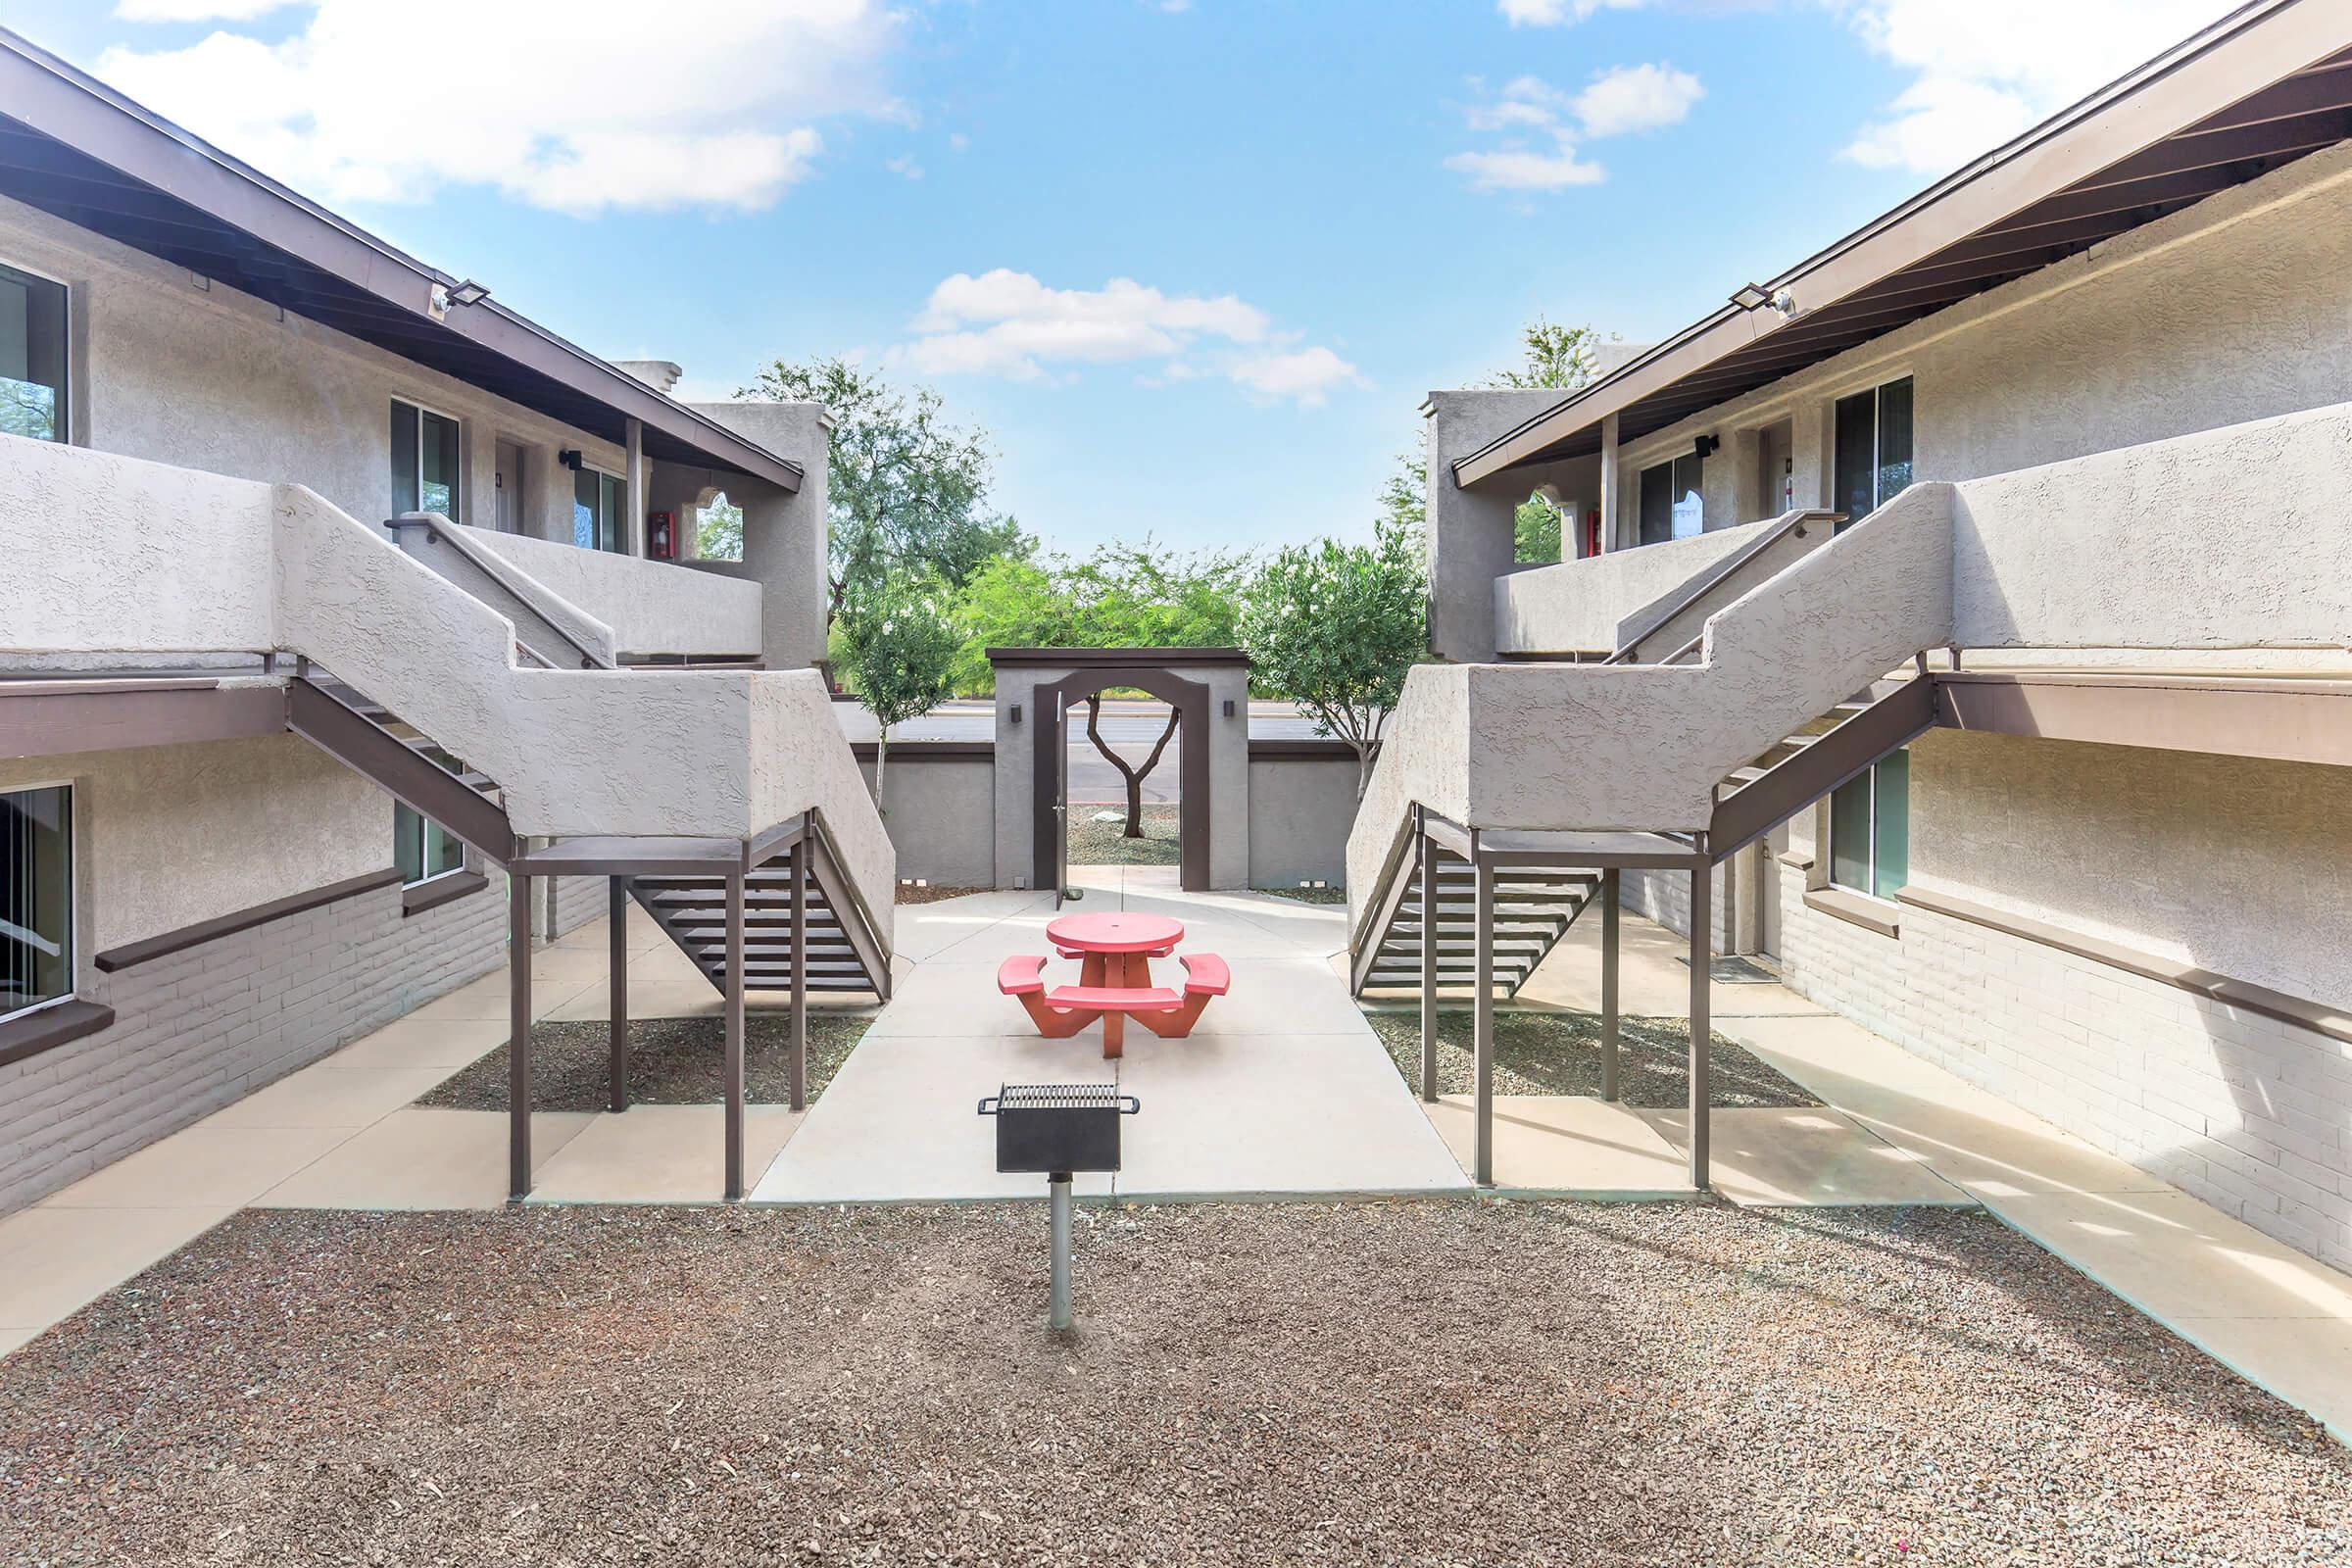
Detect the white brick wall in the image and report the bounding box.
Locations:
[1776,859,2352,1272]
[0,876,508,1215]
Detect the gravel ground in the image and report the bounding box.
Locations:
[1065,803,1180,866]
[1252,885,1348,905]
[1366,1006,1823,1105]
[416,1015,873,1112]
[895,884,990,906]
[3,1201,2343,1567]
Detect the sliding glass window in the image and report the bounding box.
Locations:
[394,746,466,887]
[390,400,463,519]
[1829,749,1909,902]
[1832,376,1913,532]
[1636,452,1704,545]
[572,466,627,553]
[2,784,74,1022]
[0,262,69,444]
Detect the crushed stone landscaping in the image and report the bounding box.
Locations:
[2,1200,2343,1566]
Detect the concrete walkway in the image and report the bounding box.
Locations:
[750,864,1469,1202]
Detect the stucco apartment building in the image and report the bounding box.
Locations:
[1355,0,2352,1268]
[0,28,892,1213]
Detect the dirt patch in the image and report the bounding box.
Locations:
[416,1013,872,1112]
[1364,1006,1821,1105]
[1254,885,1347,905]
[3,1201,2342,1566]
[1065,801,1179,866]
[895,883,991,906]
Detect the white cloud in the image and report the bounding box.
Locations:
[1445,145,1606,192]
[114,0,293,18]
[1449,64,1695,194]
[1839,0,2241,173]
[892,270,1354,405]
[887,154,925,180]
[1570,62,1703,137]
[1229,347,1363,407]
[92,0,904,215]
[1497,0,1648,26]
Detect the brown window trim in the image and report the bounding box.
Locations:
[1802,885,1901,940]
[0,999,116,1069]
[404,868,488,917]
[93,867,403,973]
[1898,886,2352,1047]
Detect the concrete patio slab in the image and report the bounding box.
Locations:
[1990,1189,2352,1323]
[321,1014,510,1072]
[1425,1095,1690,1196]
[750,1033,1116,1203]
[858,960,1045,1038]
[0,1205,235,1340]
[36,1125,351,1211]
[1516,914,1828,1018]
[1114,1032,1468,1197]
[1639,1106,1973,1207]
[1727,1013,2176,1199]
[552,908,667,955]
[529,1104,804,1204]
[254,1108,596,1210]
[2165,1315,2352,1445]
[200,1063,461,1131]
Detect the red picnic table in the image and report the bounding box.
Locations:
[996,910,1229,1058]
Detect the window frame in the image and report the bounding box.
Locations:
[571,462,628,554]
[393,746,469,891]
[0,254,73,447]
[1827,748,1909,904]
[1636,450,1705,545]
[390,396,465,523]
[1830,372,1914,532]
[1,779,77,1027]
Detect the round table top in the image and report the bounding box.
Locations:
[1045,911,1184,953]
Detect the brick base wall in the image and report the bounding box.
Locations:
[0,876,508,1215]
[1619,867,1730,955]
[1774,859,2352,1272]
[551,874,607,939]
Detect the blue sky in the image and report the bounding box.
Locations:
[0,0,2232,556]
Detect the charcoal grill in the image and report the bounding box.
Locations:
[977,1083,1141,1331]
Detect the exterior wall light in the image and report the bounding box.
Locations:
[558,449,583,472]
[1222,700,1235,718]
[446,279,491,308]
[1009,703,1023,724]
[1729,283,1771,311]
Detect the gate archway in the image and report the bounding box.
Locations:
[987,648,1251,897]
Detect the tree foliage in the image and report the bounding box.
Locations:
[695,493,745,562]
[953,539,1253,693]
[1484,316,1608,392]
[1239,511,1427,800]
[739,356,1030,625]
[833,569,962,808]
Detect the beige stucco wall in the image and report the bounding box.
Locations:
[0,195,629,539]
[1898,731,2352,1006]
[0,734,389,958]
[1606,141,2352,549]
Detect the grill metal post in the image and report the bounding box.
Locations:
[1049,1175,1074,1332]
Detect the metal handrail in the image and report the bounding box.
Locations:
[1602,508,1842,664]
[383,511,617,670]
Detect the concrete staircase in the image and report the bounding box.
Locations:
[1353,855,1599,997]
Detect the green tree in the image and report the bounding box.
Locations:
[695,493,744,562]
[1483,317,1611,564]
[738,356,1031,626]
[1240,510,1427,801]
[1485,315,1607,392]
[834,569,961,808]
[951,539,1254,694]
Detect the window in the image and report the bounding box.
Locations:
[391,399,463,520]
[2,784,74,1022]
[1637,452,1704,545]
[1829,749,1909,901]
[0,261,68,443]
[395,747,466,887]
[696,490,744,562]
[572,466,628,553]
[1832,376,1913,531]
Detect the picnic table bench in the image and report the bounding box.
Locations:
[996,912,1229,1057]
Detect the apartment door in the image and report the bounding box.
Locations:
[493,440,524,533]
